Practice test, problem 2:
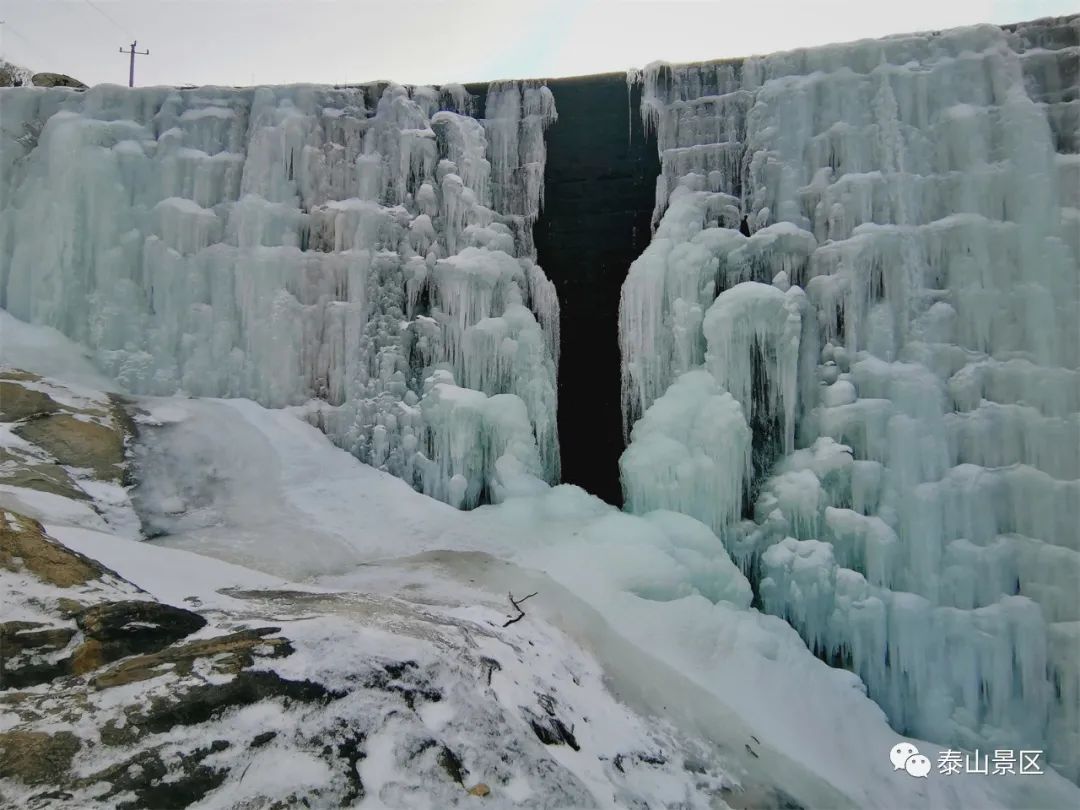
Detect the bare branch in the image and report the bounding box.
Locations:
[502,591,539,627]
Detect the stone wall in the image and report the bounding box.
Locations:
[534,74,660,504]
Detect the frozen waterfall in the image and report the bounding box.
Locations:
[0,79,560,507]
[619,16,1080,781]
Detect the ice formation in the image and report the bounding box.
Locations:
[620,369,752,537]
[0,80,560,506]
[621,17,1080,780]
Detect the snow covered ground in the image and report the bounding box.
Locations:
[3,311,1077,808]
[0,314,749,809]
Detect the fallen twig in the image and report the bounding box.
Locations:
[502,591,538,627]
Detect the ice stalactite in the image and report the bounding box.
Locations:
[620,16,1080,781]
[0,79,560,506]
[702,281,814,460]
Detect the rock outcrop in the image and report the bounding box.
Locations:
[0,511,107,587]
[13,414,126,481]
[0,61,33,88]
[29,72,86,89]
[0,372,133,495]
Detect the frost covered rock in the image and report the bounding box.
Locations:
[0,60,33,88]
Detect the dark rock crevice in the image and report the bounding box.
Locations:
[534,74,660,505]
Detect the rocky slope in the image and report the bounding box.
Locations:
[0,370,776,809]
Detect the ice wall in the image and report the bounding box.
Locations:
[620,16,1080,780]
[0,80,560,506]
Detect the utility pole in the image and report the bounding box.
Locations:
[118,40,149,87]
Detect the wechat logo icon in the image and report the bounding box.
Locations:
[890,742,931,778]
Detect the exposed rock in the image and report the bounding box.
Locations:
[0,622,74,656]
[250,730,277,748]
[0,621,77,689]
[80,741,229,810]
[322,728,366,804]
[0,449,88,501]
[54,598,85,618]
[30,73,86,89]
[437,745,467,785]
[362,658,442,709]
[13,413,125,481]
[468,783,491,797]
[524,707,580,750]
[131,670,341,735]
[107,395,138,479]
[1,659,69,691]
[0,370,41,382]
[0,511,106,586]
[0,730,80,785]
[68,639,106,675]
[0,381,60,421]
[98,717,138,747]
[75,600,207,667]
[92,627,291,688]
[0,62,32,88]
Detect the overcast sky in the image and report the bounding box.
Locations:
[1,0,1075,88]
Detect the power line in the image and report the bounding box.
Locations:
[1,20,65,68]
[82,0,133,38]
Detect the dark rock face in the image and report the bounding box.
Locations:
[534,74,660,505]
[74,600,208,667]
[525,709,580,750]
[0,62,29,88]
[79,742,230,810]
[0,622,77,689]
[131,670,340,735]
[524,692,580,750]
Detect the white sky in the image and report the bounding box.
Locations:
[0,0,1075,88]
